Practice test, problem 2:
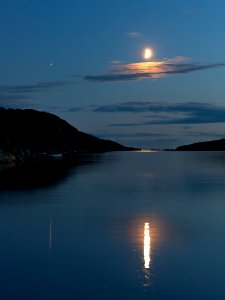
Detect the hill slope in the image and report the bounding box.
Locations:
[176,138,225,151]
[0,108,134,161]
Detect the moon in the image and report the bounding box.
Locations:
[144,48,153,60]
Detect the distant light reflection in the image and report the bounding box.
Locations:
[144,222,150,269]
[49,218,52,251]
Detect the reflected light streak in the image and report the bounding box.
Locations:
[49,219,52,251]
[144,222,151,269]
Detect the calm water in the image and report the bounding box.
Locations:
[1,151,225,300]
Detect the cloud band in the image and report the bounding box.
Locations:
[84,57,225,82]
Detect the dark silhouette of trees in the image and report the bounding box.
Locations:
[0,108,134,160]
[176,138,225,151]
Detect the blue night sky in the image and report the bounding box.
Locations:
[1,0,225,149]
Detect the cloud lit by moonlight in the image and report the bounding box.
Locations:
[84,55,225,82]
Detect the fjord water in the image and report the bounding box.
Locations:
[1,152,225,300]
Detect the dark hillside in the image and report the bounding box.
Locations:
[176,138,225,151]
[0,108,135,161]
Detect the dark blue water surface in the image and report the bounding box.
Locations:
[1,151,225,300]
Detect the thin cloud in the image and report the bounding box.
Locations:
[84,56,225,82]
[128,32,142,38]
[85,73,152,82]
[93,132,164,139]
[0,79,81,104]
[68,107,84,112]
[183,131,225,138]
[0,80,75,95]
[110,60,123,65]
[0,93,31,101]
[93,101,225,126]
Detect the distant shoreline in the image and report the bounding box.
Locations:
[175,138,225,151]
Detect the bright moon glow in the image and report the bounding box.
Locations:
[144,48,153,60]
[144,222,151,269]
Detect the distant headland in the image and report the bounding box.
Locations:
[176,138,225,151]
[0,108,136,163]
